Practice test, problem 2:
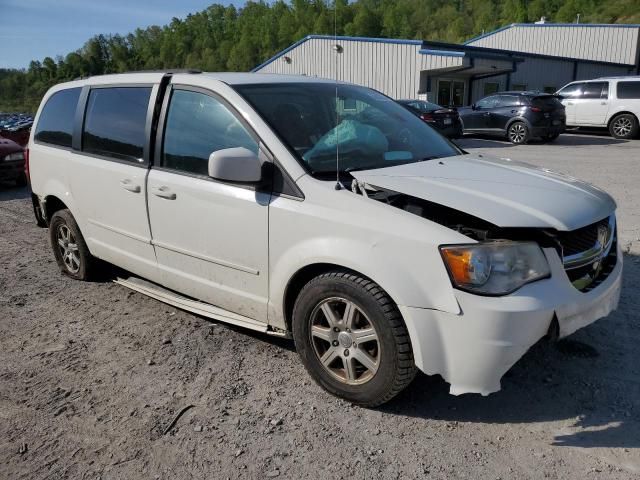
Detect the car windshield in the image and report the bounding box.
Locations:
[235,83,461,177]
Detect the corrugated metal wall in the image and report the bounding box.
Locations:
[471,58,634,100]
[468,25,640,66]
[576,62,635,80]
[510,57,574,92]
[256,34,638,105]
[256,37,462,99]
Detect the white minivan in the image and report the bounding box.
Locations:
[557,76,640,139]
[28,72,622,406]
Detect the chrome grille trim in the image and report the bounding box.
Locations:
[562,215,615,270]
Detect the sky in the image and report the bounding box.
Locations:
[0,0,246,69]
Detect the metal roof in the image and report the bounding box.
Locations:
[465,23,640,66]
[465,23,640,45]
[254,31,639,73]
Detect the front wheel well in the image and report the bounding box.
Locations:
[44,195,69,222]
[283,263,386,332]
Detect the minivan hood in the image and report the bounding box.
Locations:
[351,155,616,231]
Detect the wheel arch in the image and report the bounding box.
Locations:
[43,194,69,223]
[607,111,638,128]
[282,263,389,333]
[505,116,532,131]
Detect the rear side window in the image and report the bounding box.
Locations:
[82,87,151,162]
[494,95,520,107]
[476,96,498,109]
[617,81,640,99]
[34,88,81,148]
[582,82,608,99]
[162,89,258,176]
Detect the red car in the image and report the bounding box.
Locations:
[0,136,27,186]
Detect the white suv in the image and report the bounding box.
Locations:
[28,72,622,406]
[557,76,640,139]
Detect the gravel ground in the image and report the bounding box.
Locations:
[1,133,639,479]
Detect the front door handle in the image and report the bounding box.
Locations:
[567,102,574,105]
[120,179,141,193]
[601,102,607,105]
[151,186,176,200]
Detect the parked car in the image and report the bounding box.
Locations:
[0,136,27,186]
[29,73,621,406]
[458,91,566,144]
[396,99,463,138]
[556,76,640,139]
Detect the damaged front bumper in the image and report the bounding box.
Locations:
[399,245,622,396]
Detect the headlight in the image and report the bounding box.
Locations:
[4,152,24,161]
[439,241,550,295]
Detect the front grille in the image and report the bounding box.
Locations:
[557,216,617,292]
[556,217,609,256]
[565,238,617,292]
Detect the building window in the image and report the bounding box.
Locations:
[342,98,357,111]
[511,84,527,91]
[543,86,557,94]
[483,83,499,96]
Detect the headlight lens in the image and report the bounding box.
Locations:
[4,151,25,161]
[440,241,550,295]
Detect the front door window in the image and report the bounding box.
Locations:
[437,79,465,107]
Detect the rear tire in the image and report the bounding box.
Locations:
[49,209,97,281]
[292,270,417,407]
[609,114,639,139]
[507,121,529,144]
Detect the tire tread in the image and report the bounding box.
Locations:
[294,269,417,407]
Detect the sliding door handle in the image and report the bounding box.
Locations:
[120,179,141,193]
[151,186,176,200]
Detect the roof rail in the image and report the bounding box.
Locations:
[122,69,203,74]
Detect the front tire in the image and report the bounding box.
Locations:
[49,209,97,281]
[507,121,529,144]
[609,114,639,139]
[292,270,417,407]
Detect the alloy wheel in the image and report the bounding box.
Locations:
[613,117,632,137]
[309,297,380,385]
[509,123,526,143]
[56,224,80,273]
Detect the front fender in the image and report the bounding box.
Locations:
[266,184,468,329]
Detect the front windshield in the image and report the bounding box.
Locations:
[235,82,461,177]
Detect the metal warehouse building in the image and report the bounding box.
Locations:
[253,23,640,107]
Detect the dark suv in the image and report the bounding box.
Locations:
[458,92,566,144]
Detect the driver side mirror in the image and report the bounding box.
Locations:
[471,103,477,110]
[208,147,263,183]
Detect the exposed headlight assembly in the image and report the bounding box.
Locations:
[439,241,550,295]
[4,152,25,161]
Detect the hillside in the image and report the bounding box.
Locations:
[1,0,639,113]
